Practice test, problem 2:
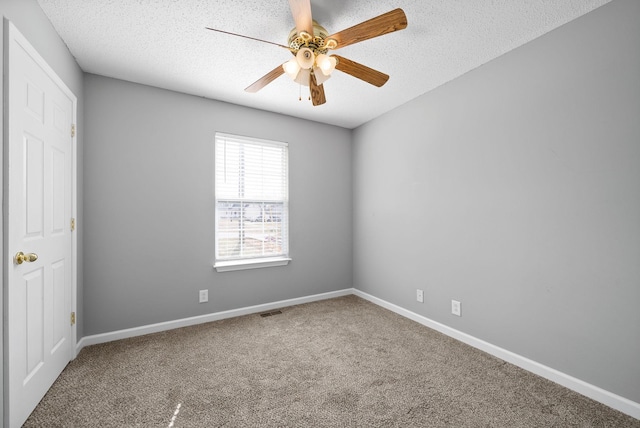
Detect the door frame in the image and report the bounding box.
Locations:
[2,19,78,424]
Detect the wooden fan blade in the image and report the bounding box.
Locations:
[326,8,407,49]
[288,0,313,36]
[333,55,389,87]
[309,72,326,106]
[245,65,285,93]
[205,27,290,50]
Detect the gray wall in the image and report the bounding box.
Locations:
[353,0,639,404]
[83,74,352,335]
[1,0,84,423]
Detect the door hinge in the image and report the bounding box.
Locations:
[71,124,76,138]
[71,312,76,326]
[71,218,76,232]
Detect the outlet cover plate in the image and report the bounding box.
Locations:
[416,289,424,303]
[451,300,461,316]
[199,289,208,303]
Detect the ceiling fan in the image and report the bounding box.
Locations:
[206,0,407,106]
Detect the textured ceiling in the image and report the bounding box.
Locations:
[37,0,610,129]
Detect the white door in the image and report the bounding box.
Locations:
[5,22,76,428]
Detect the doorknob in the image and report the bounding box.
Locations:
[14,251,38,265]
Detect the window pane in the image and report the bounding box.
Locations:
[216,201,286,259]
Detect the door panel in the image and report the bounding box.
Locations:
[52,148,66,234]
[24,268,45,380]
[52,260,67,350]
[25,134,45,238]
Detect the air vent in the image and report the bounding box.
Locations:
[259,310,283,317]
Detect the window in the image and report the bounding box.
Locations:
[214,133,290,272]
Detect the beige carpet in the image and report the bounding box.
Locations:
[25,295,639,427]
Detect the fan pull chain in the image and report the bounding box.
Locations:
[296,85,311,102]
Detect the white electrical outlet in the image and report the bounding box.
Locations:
[199,289,208,303]
[416,289,424,303]
[451,300,461,316]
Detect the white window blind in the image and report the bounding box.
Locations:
[214,133,289,269]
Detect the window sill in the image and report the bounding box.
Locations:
[214,257,292,272]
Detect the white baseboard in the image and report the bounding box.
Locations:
[76,288,352,353]
[352,289,640,421]
[75,287,639,420]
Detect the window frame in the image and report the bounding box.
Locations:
[213,132,291,272]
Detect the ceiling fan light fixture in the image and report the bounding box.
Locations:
[316,54,337,76]
[296,47,315,69]
[283,58,301,78]
[294,68,311,86]
[313,67,331,85]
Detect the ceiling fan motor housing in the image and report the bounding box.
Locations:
[287,20,332,55]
